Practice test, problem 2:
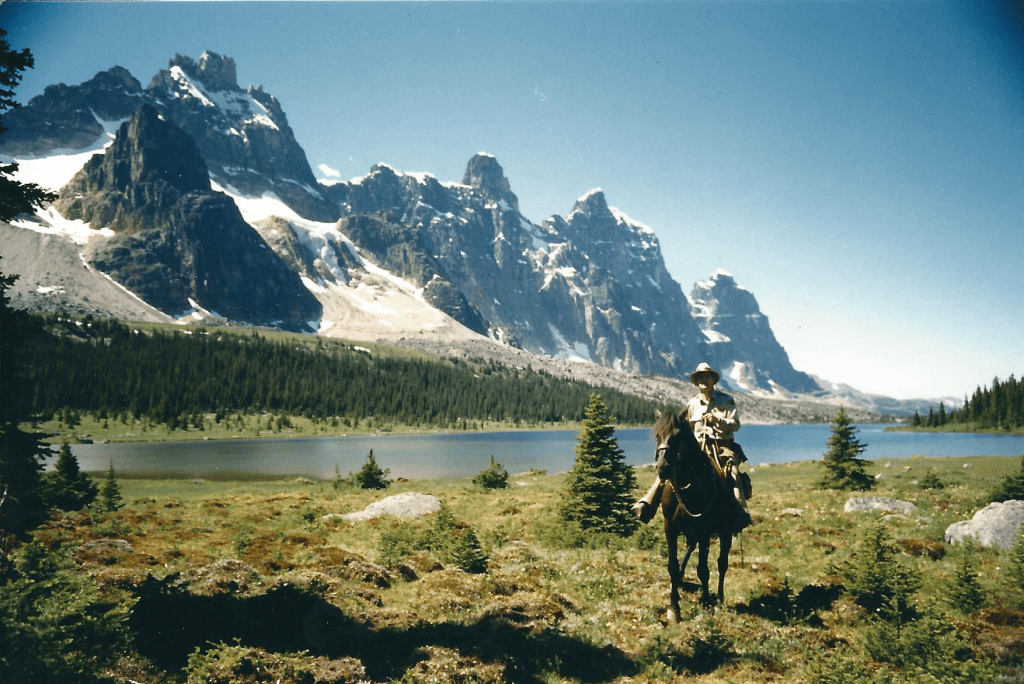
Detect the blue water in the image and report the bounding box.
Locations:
[64,424,1024,480]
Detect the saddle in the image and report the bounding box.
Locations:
[701,439,752,500]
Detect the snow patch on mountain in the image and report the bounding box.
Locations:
[2,117,124,191]
[12,206,113,246]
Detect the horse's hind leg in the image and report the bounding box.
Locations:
[716,534,733,606]
[697,541,712,607]
[679,538,696,579]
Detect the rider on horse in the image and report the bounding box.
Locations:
[632,362,753,534]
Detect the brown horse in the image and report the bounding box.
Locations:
[653,410,738,619]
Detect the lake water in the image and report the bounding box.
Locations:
[64,424,1024,480]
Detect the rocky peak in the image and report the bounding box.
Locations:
[570,189,612,220]
[167,51,238,91]
[0,66,144,157]
[117,102,211,193]
[689,270,759,318]
[461,153,519,212]
[689,270,818,394]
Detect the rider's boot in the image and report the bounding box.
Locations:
[730,464,753,534]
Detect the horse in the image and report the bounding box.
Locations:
[652,410,739,619]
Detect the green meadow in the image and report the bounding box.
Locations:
[13,452,1024,683]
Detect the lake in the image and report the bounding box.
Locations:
[63,424,1024,480]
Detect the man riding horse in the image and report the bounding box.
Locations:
[632,362,753,534]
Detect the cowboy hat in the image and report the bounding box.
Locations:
[689,362,720,385]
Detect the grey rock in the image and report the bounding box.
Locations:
[945,500,1024,549]
[341,492,443,521]
[844,497,918,516]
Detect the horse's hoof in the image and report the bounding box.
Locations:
[667,609,680,624]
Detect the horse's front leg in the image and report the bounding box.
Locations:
[666,525,682,623]
[697,541,712,607]
[716,533,733,605]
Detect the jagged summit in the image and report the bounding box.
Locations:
[164,51,238,91]
[0,66,143,157]
[461,153,519,212]
[570,188,611,218]
[689,271,818,394]
[57,102,210,215]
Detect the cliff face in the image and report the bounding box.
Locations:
[55,104,321,331]
[688,270,818,394]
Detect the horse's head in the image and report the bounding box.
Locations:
[653,409,696,481]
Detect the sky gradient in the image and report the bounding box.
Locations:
[2,0,1022,401]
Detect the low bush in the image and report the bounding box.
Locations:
[0,541,132,684]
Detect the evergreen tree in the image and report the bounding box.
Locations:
[0,30,56,222]
[844,520,920,618]
[42,441,98,511]
[0,32,54,536]
[1006,525,1024,610]
[472,454,509,490]
[946,540,988,614]
[818,407,874,491]
[352,449,391,490]
[989,455,1024,503]
[558,394,638,537]
[98,461,123,512]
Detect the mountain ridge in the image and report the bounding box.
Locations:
[0,50,944,415]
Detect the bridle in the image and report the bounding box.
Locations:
[657,429,719,519]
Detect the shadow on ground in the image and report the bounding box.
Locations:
[130,574,637,682]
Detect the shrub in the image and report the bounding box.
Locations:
[473,454,509,489]
[1005,524,1024,609]
[376,503,488,573]
[0,541,131,684]
[990,455,1024,503]
[917,469,945,490]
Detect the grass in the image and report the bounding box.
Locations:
[26,454,1024,683]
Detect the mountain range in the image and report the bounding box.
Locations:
[0,51,949,415]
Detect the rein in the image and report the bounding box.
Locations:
[659,443,719,519]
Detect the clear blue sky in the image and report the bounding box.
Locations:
[3,0,1022,401]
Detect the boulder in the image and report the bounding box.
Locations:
[844,497,918,516]
[945,500,1024,550]
[340,492,442,522]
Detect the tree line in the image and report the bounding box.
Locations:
[912,374,1023,431]
[23,314,667,429]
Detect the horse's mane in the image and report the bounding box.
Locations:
[652,410,685,444]
[652,409,713,475]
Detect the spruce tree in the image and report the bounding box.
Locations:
[42,441,98,511]
[0,32,55,535]
[99,461,123,512]
[1006,525,1024,610]
[353,449,391,490]
[558,394,638,537]
[818,407,874,491]
[946,540,987,614]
